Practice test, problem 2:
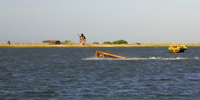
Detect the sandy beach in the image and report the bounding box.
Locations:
[0,42,200,47]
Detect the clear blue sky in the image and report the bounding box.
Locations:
[1,0,200,43]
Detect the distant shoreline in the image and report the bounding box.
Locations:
[0,43,200,47]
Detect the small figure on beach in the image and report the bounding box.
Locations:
[7,41,11,45]
[79,33,86,45]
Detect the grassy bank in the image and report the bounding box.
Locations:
[0,42,200,47]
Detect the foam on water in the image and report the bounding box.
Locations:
[82,57,199,60]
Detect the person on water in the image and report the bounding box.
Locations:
[79,33,86,44]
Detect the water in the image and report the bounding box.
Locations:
[0,47,200,100]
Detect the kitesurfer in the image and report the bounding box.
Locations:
[79,33,86,45]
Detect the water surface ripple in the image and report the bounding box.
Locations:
[0,47,199,99]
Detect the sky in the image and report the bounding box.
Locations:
[0,0,200,43]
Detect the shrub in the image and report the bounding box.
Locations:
[61,41,67,44]
[61,41,75,45]
[102,41,112,44]
[112,40,128,44]
[136,42,141,45]
[93,42,99,44]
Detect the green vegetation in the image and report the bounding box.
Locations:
[61,41,68,44]
[61,41,76,45]
[136,42,141,45]
[112,40,128,44]
[102,41,112,44]
[102,40,128,44]
[93,42,99,44]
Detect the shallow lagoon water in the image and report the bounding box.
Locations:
[0,47,200,100]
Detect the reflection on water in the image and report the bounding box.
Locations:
[0,47,200,99]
